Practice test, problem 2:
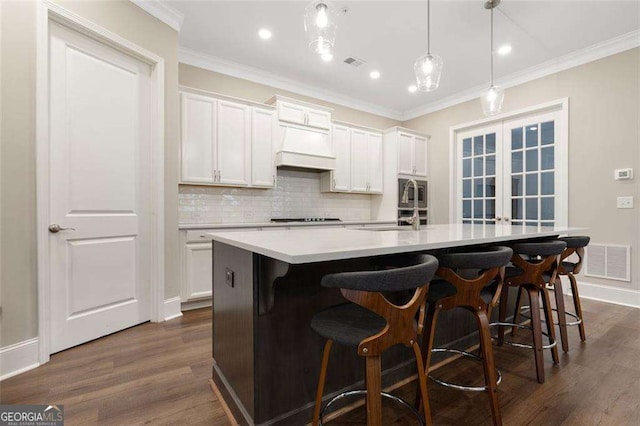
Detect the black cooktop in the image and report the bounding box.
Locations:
[270,218,342,223]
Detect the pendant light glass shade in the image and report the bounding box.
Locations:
[482,0,504,116]
[414,54,443,92]
[481,85,504,116]
[413,0,442,92]
[304,1,338,55]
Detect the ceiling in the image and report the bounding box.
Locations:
[167,1,640,118]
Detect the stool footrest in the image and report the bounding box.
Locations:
[428,348,502,392]
[519,305,583,326]
[319,389,425,426]
[489,321,557,350]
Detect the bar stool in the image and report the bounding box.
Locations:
[310,255,438,426]
[516,236,591,353]
[419,246,512,426]
[495,240,566,384]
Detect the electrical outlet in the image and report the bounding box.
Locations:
[225,268,235,288]
[617,196,634,209]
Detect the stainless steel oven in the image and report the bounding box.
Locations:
[398,178,428,209]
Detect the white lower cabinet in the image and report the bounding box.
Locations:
[183,242,213,302]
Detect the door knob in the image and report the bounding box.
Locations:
[48,224,75,233]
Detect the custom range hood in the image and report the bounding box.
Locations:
[267,95,336,171]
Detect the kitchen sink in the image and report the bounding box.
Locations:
[356,226,430,231]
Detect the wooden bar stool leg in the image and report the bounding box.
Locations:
[497,286,509,346]
[476,310,502,426]
[412,342,432,426]
[365,356,382,426]
[541,286,560,364]
[528,287,545,383]
[512,286,525,337]
[312,340,333,426]
[569,273,587,341]
[553,277,569,353]
[416,304,439,410]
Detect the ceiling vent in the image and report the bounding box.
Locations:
[343,57,366,67]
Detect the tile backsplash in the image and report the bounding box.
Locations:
[179,169,372,224]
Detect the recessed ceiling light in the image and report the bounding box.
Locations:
[369,70,381,80]
[321,52,333,62]
[258,29,272,40]
[408,85,418,93]
[497,44,512,55]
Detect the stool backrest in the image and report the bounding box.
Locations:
[321,254,438,293]
[508,240,567,287]
[510,240,566,257]
[559,236,589,274]
[438,246,513,270]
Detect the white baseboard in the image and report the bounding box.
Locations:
[181,298,212,312]
[0,338,40,381]
[164,296,183,321]
[564,280,640,309]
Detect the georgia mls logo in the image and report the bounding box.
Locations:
[0,404,64,426]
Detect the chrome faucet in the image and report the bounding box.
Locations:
[400,179,420,230]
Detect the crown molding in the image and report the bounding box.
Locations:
[178,47,404,121]
[402,29,640,121]
[130,0,184,32]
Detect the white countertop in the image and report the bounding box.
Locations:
[179,220,396,230]
[205,224,585,264]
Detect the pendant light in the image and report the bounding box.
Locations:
[481,0,505,116]
[414,0,443,92]
[304,1,338,56]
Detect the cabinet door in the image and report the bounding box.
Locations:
[414,136,428,177]
[277,101,307,126]
[306,108,331,130]
[367,133,384,193]
[217,100,250,186]
[184,243,213,301]
[350,129,368,192]
[181,93,215,183]
[397,132,414,175]
[332,125,351,191]
[251,108,275,187]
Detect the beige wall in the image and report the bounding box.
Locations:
[179,63,401,130]
[0,0,180,348]
[403,48,640,290]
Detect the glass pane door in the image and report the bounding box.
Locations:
[456,125,503,224]
[504,111,562,227]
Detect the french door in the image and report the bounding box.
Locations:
[455,109,566,228]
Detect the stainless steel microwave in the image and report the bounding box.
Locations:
[398,178,428,209]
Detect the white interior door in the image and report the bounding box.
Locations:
[457,124,503,224]
[48,21,152,353]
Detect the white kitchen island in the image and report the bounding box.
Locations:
[206,224,581,425]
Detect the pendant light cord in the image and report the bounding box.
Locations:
[490,4,494,86]
[427,0,431,55]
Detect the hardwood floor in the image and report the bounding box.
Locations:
[2,298,639,425]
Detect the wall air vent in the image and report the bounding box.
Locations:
[584,243,631,282]
[343,57,366,67]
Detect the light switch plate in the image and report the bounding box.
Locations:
[617,196,634,209]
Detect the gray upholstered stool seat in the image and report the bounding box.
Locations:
[311,303,387,347]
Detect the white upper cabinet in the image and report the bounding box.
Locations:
[181,93,216,184]
[217,100,250,186]
[180,90,276,188]
[350,129,369,192]
[397,131,428,177]
[321,124,383,194]
[251,108,276,188]
[367,133,384,193]
[272,97,332,130]
[331,125,351,191]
